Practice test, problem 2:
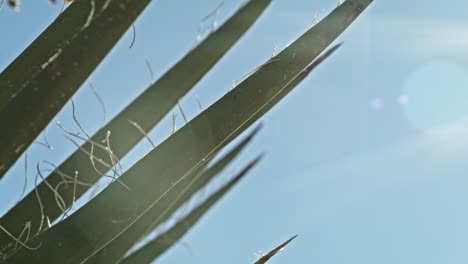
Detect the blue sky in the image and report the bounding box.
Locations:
[2,0,468,263]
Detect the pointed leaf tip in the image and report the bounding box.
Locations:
[244,123,263,142]
[231,155,263,184]
[254,235,298,264]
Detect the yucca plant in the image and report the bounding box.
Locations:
[0,0,372,263]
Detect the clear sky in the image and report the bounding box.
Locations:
[1,0,468,263]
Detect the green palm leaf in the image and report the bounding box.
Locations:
[0,0,271,255]
[3,1,371,263]
[120,158,261,264]
[0,0,152,179]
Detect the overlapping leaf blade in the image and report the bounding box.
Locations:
[119,159,261,264]
[88,43,341,263]
[4,1,371,263]
[0,0,271,255]
[81,41,341,264]
[85,126,262,263]
[0,0,153,180]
